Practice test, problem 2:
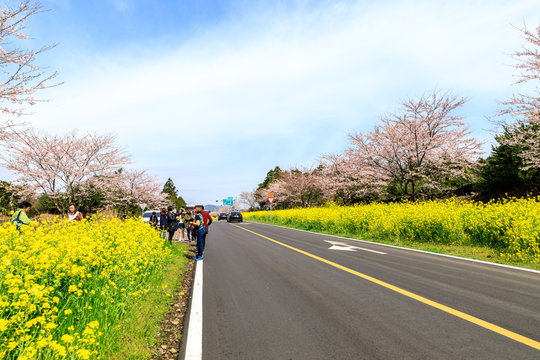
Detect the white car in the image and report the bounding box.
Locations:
[141,210,160,224]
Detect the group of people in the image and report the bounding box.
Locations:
[10,200,210,261]
[149,205,212,260]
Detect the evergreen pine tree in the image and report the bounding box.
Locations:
[161,178,187,209]
[162,178,178,198]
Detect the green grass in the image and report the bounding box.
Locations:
[249,220,540,271]
[103,242,192,360]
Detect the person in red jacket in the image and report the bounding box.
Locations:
[196,205,213,249]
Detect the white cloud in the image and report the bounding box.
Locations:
[28,0,540,203]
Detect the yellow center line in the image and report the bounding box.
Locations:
[232,224,540,351]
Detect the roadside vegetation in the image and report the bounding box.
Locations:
[244,198,540,270]
[105,241,192,360]
[0,217,191,359]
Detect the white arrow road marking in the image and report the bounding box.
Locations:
[325,240,387,255]
[328,245,357,251]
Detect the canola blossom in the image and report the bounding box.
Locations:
[0,216,173,359]
[245,198,540,263]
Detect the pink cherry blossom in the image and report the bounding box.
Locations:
[321,91,482,200]
[1,128,130,212]
[0,1,58,119]
[498,23,540,170]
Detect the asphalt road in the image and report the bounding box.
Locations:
[198,221,540,360]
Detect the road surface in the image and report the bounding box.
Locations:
[186,221,540,359]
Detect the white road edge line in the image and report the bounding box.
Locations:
[185,260,203,360]
[249,222,540,274]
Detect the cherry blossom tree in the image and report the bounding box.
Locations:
[0,1,58,120]
[246,92,482,206]
[76,169,168,213]
[239,190,259,210]
[218,206,232,212]
[1,129,130,212]
[119,169,168,209]
[267,168,326,208]
[318,151,384,204]
[513,24,540,84]
[344,91,482,200]
[498,23,540,170]
[253,187,270,208]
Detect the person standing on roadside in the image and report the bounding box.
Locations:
[149,211,158,228]
[11,201,34,230]
[67,204,83,222]
[159,209,168,238]
[177,209,186,241]
[166,206,179,243]
[198,205,213,249]
[183,209,194,242]
[192,206,206,260]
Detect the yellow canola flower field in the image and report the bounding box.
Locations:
[244,198,540,263]
[0,216,173,359]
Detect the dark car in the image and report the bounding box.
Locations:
[218,212,228,221]
[227,211,243,223]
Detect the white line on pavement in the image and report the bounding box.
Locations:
[185,260,203,360]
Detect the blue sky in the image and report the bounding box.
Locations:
[7,0,540,204]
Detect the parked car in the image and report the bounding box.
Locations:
[218,212,228,221]
[141,210,160,224]
[227,211,243,223]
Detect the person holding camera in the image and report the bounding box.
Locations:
[196,205,213,249]
[184,209,194,242]
[192,207,206,260]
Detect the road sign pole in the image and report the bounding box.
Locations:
[267,192,274,222]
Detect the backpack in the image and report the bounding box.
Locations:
[11,210,24,230]
[166,212,177,223]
